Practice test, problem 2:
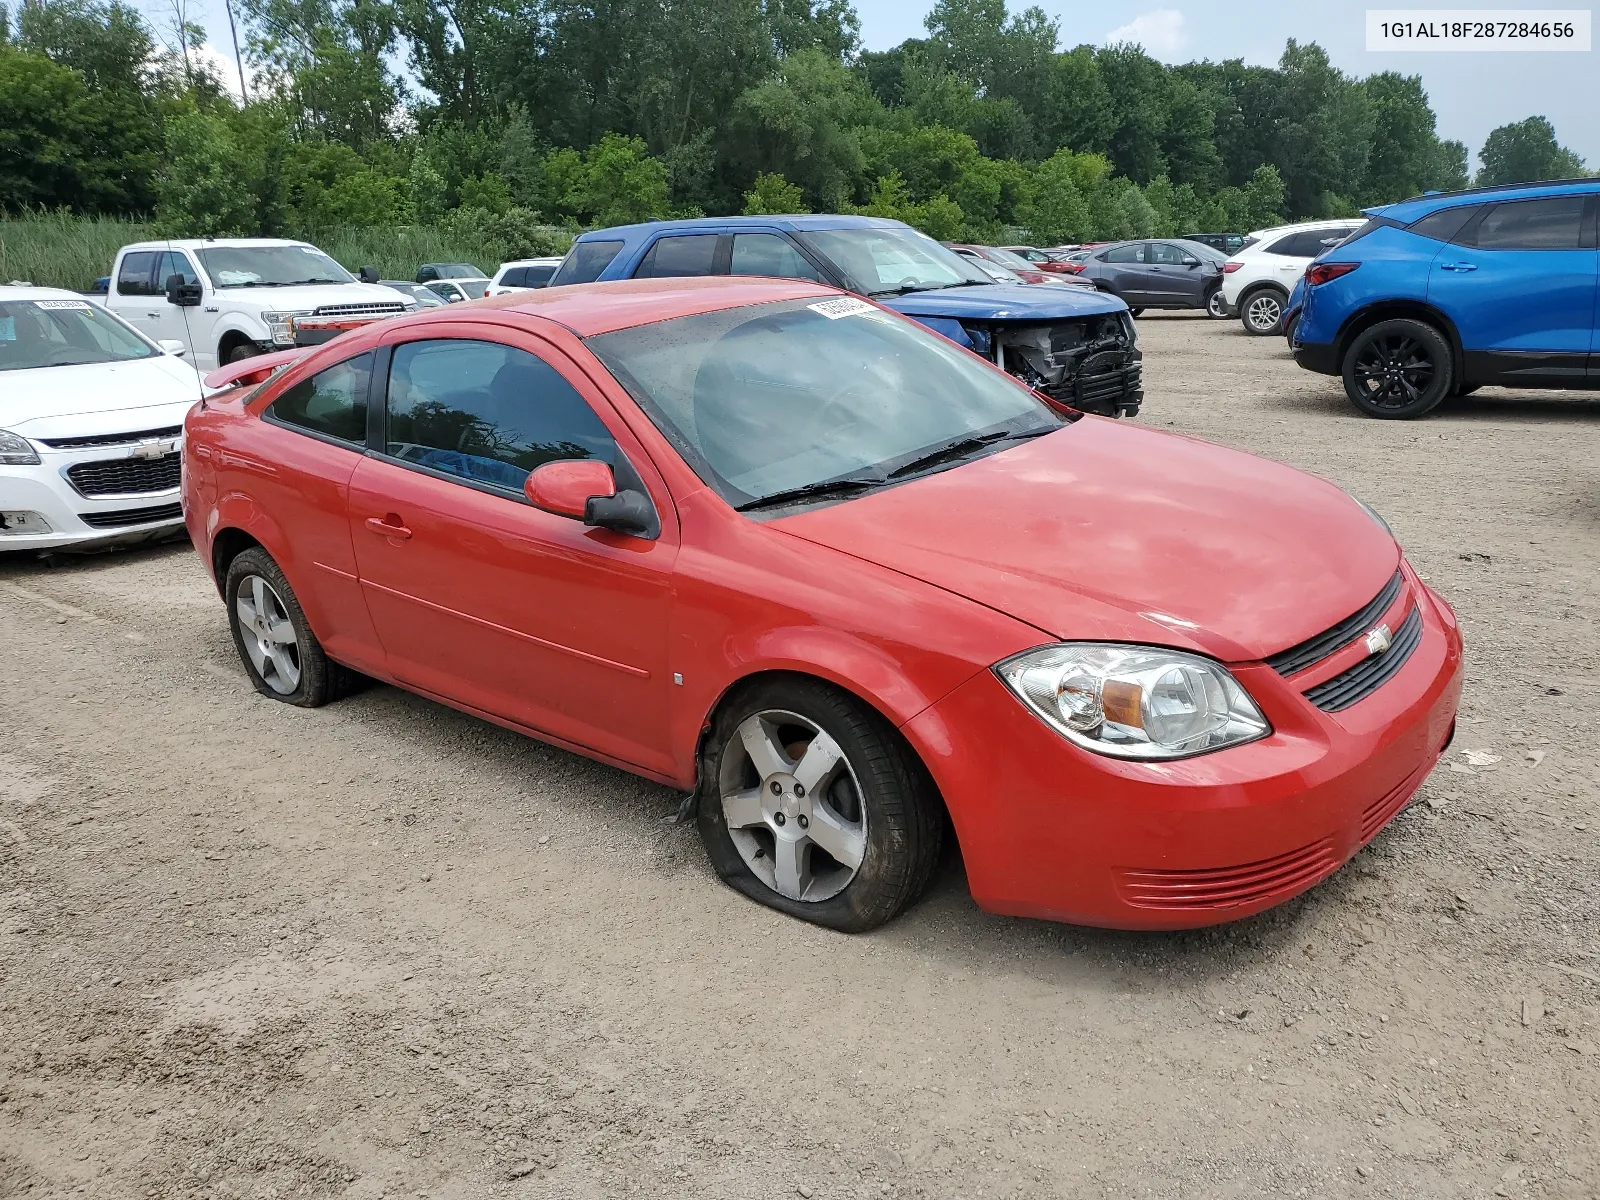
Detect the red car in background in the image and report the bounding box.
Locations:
[1002,246,1080,273]
[945,244,1092,287]
[185,277,1462,933]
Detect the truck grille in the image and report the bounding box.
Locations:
[66,455,181,497]
[312,301,406,318]
[78,502,183,529]
[39,425,183,450]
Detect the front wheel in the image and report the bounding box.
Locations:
[1341,318,1453,419]
[225,342,264,364]
[1239,289,1284,335]
[1128,307,1145,317]
[1205,288,1228,319]
[696,677,942,932]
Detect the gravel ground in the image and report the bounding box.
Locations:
[2,313,1597,1200]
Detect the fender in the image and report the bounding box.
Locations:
[206,490,326,629]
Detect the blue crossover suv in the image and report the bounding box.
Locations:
[1292,179,1600,418]
[550,215,1144,417]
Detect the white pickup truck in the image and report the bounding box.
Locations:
[104,238,416,370]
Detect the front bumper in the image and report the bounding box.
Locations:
[903,572,1463,929]
[1,438,187,552]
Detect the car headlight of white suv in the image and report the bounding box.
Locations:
[0,428,41,466]
[996,643,1270,760]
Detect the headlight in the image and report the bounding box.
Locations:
[0,428,41,466]
[262,311,310,346]
[995,643,1269,760]
[1353,496,1392,536]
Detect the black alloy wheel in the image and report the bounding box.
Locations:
[1341,318,1453,419]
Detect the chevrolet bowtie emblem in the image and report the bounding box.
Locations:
[1365,624,1393,656]
[130,439,177,460]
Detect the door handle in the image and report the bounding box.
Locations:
[365,515,412,540]
[1440,262,1478,272]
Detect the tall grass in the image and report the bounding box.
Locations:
[0,212,573,291]
[0,212,156,290]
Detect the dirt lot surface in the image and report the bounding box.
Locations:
[2,314,1597,1200]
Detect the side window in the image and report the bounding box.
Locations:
[156,251,198,293]
[1408,206,1479,244]
[634,234,720,279]
[1263,233,1306,256]
[117,252,158,296]
[269,352,371,445]
[385,339,617,494]
[1471,196,1588,250]
[1149,242,1188,266]
[524,263,557,286]
[729,233,825,282]
[1102,243,1145,264]
[502,267,528,287]
[552,240,623,285]
[426,282,457,302]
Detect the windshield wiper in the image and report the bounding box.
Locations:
[280,278,348,286]
[887,427,1054,479]
[734,474,885,512]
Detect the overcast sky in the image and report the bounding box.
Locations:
[160,0,1599,169]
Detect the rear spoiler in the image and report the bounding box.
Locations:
[202,348,309,391]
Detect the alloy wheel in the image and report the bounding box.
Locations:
[1351,333,1436,410]
[1245,293,1281,332]
[1206,289,1226,318]
[235,574,301,695]
[718,710,866,903]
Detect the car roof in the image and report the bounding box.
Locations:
[482,275,842,337]
[572,214,910,242]
[1244,218,1365,241]
[0,285,96,302]
[1370,177,1600,224]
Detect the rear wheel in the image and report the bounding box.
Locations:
[1341,318,1453,419]
[1205,288,1228,319]
[696,677,942,933]
[1239,288,1284,335]
[224,547,354,706]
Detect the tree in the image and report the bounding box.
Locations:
[742,172,807,214]
[1475,116,1586,186]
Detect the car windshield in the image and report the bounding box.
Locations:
[1177,240,1228,262]
[0,297,158,372]
[984,247,1036,271]
[794,227,991,296]
[456,279,490,299]
[587,297,1067,511]
[196,245,354,288]
[433,263,486,280]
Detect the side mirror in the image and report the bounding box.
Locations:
[357,265,380,283]
[157,339,188,357]
[166,275,202,306]
[525,458,616,519]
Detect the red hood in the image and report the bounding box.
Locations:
[773,419,1399,663]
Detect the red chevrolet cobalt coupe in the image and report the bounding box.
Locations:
[183,277,1462,932]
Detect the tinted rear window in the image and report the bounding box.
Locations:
[1470,196,1588,250]
[1405,206,1478,244]
[551,240,625,286]
[634,235,720,279]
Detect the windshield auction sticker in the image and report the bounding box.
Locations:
[807,297,878,320]
[1367,9,1591,49]
[34,299,93,310]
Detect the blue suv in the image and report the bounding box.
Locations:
[550,215,1144,417]
[1292,179,1600,418]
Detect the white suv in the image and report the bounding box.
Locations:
[486,257,564,296]
[1220,219,1364,335]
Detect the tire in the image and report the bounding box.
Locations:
[695,676,942,933]
[1239,288,1285,335]
[1341,318,1453,419]
[1452,383,1481,397]
[1128,307,1145,317]
[1282,312,1299,344]
[1205,288,1228,319]
[224,547,355,706]
[225,342,263,364]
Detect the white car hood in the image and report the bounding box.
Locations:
[214,281,408,312]
[1,355,204,439]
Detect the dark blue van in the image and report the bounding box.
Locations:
[551,215,1144,418]
[1292,179,1600,418]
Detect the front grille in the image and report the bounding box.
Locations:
[1266,571,1404,677]
[312,301,406,318]
[1115,837,1339,910]
[1074,362,1143,409]
[78,502,183,529]
[65,455,180,497]
[1304,606,1424,713]
[38,425,182,450]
